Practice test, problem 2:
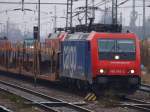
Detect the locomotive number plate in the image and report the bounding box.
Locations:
[110,69,125,74]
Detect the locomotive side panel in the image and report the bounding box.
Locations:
[60,41,92,82]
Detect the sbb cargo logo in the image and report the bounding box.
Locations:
[63,46,77,77]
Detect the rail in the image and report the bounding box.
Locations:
[120,97,150,111]
[0,106,13,112]
[0,79,93,112]
[140,84,150,93]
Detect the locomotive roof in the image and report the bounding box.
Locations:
[48,33,60,39]
[65,32,89,40]
[64,31,138,41]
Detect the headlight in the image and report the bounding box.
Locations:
[130,69,135,74]
[100,69,104,73]
[114,55,120,60]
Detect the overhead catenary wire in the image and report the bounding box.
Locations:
[117,0,131,6]
[0,1,68,5]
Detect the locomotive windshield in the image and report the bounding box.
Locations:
[98,39,136,60]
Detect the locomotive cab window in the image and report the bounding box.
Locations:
[98,39,136,60]
[117,40,135,52]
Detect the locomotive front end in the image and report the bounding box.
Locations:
[90,32,141,93]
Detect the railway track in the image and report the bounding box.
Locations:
[119,83,150,111]
[0,80,93,112]
[140,84,150,93]
[118,83,150,111]
[0,106,13,112]
[120,97,150,112]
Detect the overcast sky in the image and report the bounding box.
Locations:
[0,0,150,37]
